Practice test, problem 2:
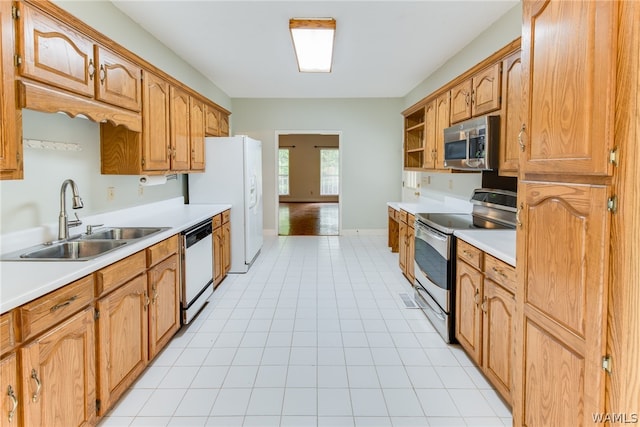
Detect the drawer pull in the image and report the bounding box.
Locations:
[7,385,17,422]
[50,295,78,312]
[151,284,158,305]
[463,250,474,259]
[30,369,41,403]
[474,288,480,306]
[481,296,488,313]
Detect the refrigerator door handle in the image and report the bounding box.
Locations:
[248,175,258,209]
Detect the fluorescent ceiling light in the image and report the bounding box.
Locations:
[289,18,336,73]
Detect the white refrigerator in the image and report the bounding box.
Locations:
[188,136,263,273]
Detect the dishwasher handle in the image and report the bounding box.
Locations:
[184,220,213,249]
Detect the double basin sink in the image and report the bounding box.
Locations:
[2,227,170,261]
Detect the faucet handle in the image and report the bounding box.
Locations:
[68,212,83,228]
[86,224,104,235]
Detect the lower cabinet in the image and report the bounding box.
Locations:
[0,352,20,427]
[147,253,180,359]
[20,308,96,427]
[455,239,515,405]
[213,209,231,287]
[398,210,415,283]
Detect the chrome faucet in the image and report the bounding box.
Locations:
[58,179,84,240]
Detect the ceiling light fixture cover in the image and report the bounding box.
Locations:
[289,18,336,73]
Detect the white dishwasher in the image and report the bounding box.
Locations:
[181,219,214,324]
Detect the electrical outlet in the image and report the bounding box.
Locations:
[107,187,115,201]
[138,186,144,197]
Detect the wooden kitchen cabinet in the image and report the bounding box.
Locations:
[520,0,616,177]
[20,307,96,427]
[456,240,515,405]
[434,92,450,170]
[422,100,436,169]
[450,62,501,124]
[514,180,610,426]
[213,210,232,287]
[387,207,399,253]
[189,97,206,171]
[17,2,142,112]
[170,86,191,171]
[147,253,180,359]
[0,0,22,181]
[499,50,522,176]
[0,352,20,427]
[95,274,148,416]
[219,112,229,136]
[455,256,483,364]
[397,210,414,283]
[141,70,171,171]
[205,104,221,136]
[403,107,425,169]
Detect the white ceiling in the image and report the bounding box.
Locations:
[111,1,518,99]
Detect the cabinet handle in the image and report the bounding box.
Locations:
[50,295,78,312]
[152,284,158,304]
[463,250,474,259]
[474,288,480,306]
[88,59,95,80]
[143,291,150,311]
[99,64,106,84]
[470,90,475,105]
[481,296,488,313]
[465,92,470,106]
[516,203,523,228]
[7,385,18,422]
[518,124,526,152]
[30,369,41,403]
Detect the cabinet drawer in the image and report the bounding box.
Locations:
[457,240,483,270]
[0,311,18,353]
[407,213,415,227]
[212,214,222,229]
[96,251,146,296]
[397,210,408,224]
[388,207,396,220]
[222,210,230,224]
[147,235,179,267]
[484,254,516,293]
[19,274,94,341]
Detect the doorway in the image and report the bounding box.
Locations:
[276,133,340,236]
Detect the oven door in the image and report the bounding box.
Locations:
[413,221,451,311]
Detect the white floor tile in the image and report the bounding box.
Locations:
[191,366,229,388]
[281,415,318,427]
[405,366,443,389]
[138,388,186,417]
[318,347,346,365]
[350,389,389,417]
[282,388,317,415]
[232,348,265,365]
[245,388,285,415]
[389,416,430,427]
[318,416,355,427]
[318,365,349,388]
[289,347,317,365]
[173,389,219,417]
[254,365,288,388]
[382,389,424,417]
[158,366,199,388]
[354,418,393,427]
[318,388,353,416]
[344,348,374,365]
[266,332,292,347]
[109,389,154,417]
[375,366,412,388]
[415,389,460,418]
[370,348,402,366]
[209,388,252,416]
[396,348,430,367]
[223,366,258,388]
[129,416,170,426]
[261,347,291,365]
[286,365,317,387]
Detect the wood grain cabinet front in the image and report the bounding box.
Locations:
[450,62,502,124]
[0,352,21,427]
[213,210,232,287]
[147,254,180,359]
[20,307,96,427]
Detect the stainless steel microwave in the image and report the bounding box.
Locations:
[443,115,500,170]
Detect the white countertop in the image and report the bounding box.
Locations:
[387,196,471,216]
[0,198,231,314]
[454,229,516,267]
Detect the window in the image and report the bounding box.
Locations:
[320,148,339,196]
[278,148,290,195]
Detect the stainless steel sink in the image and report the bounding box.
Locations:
[16,240,127,261]
[81,227,167,241]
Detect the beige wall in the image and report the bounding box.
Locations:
[279,134,339,203]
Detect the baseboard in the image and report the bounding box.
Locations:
[263,229,277,236]
[340,229,386,236]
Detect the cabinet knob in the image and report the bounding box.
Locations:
[518,124,527,152]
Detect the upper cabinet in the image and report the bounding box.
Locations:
[450,62,502,124]
[520,0,616,177]
[403,40,517,172]
[499,50,522,176]
[189,97,205,171]
[94,46,142,112]
[1,1,23,180]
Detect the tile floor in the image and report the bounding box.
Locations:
[98,235,512,427]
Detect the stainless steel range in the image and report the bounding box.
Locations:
[413,188,517,343]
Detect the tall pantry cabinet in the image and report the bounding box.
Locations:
[513,1,639,425]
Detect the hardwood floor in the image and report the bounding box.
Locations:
[279,202,339,236]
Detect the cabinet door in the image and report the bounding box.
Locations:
[189,97,206,171]
[169,87,191,171]
[213,226,224,287]
[423,101,436,169]
[96,274,148,416]
[471,63,501,116]
[449,79,472,124]
[205,105,220,136]
[455,260,482,364]
[222,221,231,275]
[398,221,407,275]
[148,254,180,360]
[435,93,450,169]
[1,352,20,427]
[521,0,617,176]
[500,50,522,176]
[482,279,514,405]
[219,113,229,136]
[514,181,610,427]
[94,46,142,112]
[20,308,96,427]
[142,71,171,171]
[406,224,415,283]
[1,1,22,180]
[18,2,94,97]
